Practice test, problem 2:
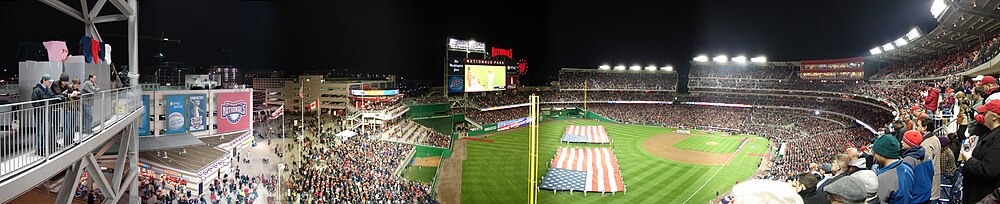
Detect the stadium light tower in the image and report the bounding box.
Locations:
[894,38,908,47]
[732,56,747,63]
[750,56,767,63]
[645,65,657,71]
[693,55,709,62]
[931,0,948,19]
[614,65,626,70]
[599,64,611,70]
[713,55,728,63]
[882,43,895,51]
[661,66,673,72]
[629,65,642,71]
[870,47,883,55]
[906,28,921,41]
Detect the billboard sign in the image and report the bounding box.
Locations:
[217,92,251,133]
[448,38,486,52]
[139,95,150,136]
[350,89,400,96]
[506,75,518,90]
[447,56,465,75]
[188,94,207,132]
[165,95,187,134]
[498,117,532,131]
[448,76,464,93]
[491,47,512,59]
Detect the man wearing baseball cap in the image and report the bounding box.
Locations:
[978,75,1000,103]
[873,135,916,204]
[963,100,1000,203]
[899,130,936,202]
[30,74,58,155]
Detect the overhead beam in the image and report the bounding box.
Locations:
[927,36,967,46]
[37,0,85,22]
[952,6,1000,21]
[90,0,109,19]
[108,0,132,16]
[93,14,128,24]
[84,155,116,200]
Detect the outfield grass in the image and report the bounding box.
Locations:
[460,120,769,203]
[673,135,744,153]
[405,166,438,183]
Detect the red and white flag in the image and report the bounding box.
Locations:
[550,147,624,192]
[269,105,284,119]
[307,99,319,111]
[563,125,610,143]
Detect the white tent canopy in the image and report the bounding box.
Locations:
[336,130,357,138]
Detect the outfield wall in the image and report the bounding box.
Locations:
[407,103,451,118]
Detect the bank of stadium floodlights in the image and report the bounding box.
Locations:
[869,28,922,55]
[691,55,767,64]
[598,64,674,72]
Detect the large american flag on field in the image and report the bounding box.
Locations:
[539,147,624,192]
[560,125,610,143]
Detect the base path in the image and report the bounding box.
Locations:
[436,138,467,204]
[642,133,736,165]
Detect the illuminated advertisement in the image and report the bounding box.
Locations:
[448,76,465,93]
[188,94,207,132]
[139,95,150,136]
[464,65,506,92]
[498,117,532,131]
[350,89,400,96]
[491,47,512,59]
[448,38,486,52]
[217,92,251,133]
[448,56,465,75]
[506,75,518,90]
[165,95,187,134]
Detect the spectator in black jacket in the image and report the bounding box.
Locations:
[795,173,830,204]
[30,74,60,155]
[962,100,1000,203]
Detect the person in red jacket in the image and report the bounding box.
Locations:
[924,86,940,114]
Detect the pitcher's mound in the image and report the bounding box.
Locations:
[642,133,734,165]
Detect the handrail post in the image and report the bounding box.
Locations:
[44,100,50,159]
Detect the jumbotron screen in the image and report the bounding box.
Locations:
[464,65,506,92]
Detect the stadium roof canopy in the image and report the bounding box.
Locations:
[870,0,1000,61]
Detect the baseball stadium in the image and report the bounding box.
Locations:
[2,0,999,203]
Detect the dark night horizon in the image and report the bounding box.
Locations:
[0,0,937,85]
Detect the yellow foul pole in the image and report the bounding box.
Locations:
[528,95,539,204]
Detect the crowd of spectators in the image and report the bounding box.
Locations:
[285,135,435,203]
[466,107,529,124]
[872,33,1000,79]
[689,65,798,79]
[558,70,677,90]
[380,120,451,148]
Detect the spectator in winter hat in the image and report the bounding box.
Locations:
[849,170,879,203]
[823,176,869,204]
[872,135,916,204]
[899,130,936,202]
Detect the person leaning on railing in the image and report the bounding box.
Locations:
[61,78,81,147]
[31,74,64,155]
[81,73,99,134]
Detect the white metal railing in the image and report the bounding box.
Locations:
[0,85,141,181]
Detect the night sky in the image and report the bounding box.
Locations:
[0,0,939,85]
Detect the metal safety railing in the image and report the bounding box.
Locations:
[0,85,142,181]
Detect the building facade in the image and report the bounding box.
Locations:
[280,75,396,114]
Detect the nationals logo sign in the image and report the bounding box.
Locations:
[220,100,247,124]
[217,92,252,133]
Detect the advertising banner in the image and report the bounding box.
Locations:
[350,89,400,96]
[165,95,187,134]
[497,117,532,131]
[447,56,465,75]
[217,92,251,133]
[506,75,518,90]
[188,94,207,132]
[138,95,150,136]
[448,76,464,93]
